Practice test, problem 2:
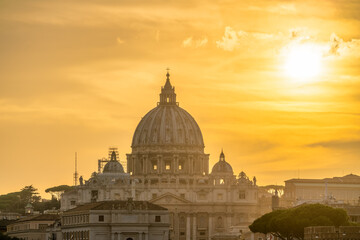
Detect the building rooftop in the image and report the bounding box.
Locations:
[285,174,360,184]
[65,199,167,213]
[13,214,59,223]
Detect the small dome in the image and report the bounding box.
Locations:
[211,151,233,174]
[103,154,125,174]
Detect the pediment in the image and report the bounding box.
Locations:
[150,192,192,205]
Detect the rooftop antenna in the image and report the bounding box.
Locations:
[73,152,79,186]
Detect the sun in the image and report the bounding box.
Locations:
[284,44,323,83]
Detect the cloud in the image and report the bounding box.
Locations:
[307,139,360,150]
[248,3,297,15]
[116,37,125,44]
[216,26,279,51]
[289,28,311,42]
[182,36,208,48]
[216,26,360,62]
[182,37,193,47]
[216,27,241,51]
[324,33,360,58]
[328,33,342,56]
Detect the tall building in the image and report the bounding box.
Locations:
[62,71,268,240]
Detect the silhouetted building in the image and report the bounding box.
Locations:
[62,199,169,240]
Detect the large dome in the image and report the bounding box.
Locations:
[131,72,204,150]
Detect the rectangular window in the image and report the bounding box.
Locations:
[239,191,246,199]
[70,200,76,206]
[155,215,161,222]
[199,231,206,235]
[152,193,158,199]
[39,224,48,230]
[153,164,157,170]
[180,193,185,199]
[178,164,182,170]
[198,193,206,200]
[180,232,185,236]
[98,215,104,222]
[217,193,223,200]
[91,190,98,201]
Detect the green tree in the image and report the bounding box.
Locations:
[0,192,21,212]
[45,185,74,199]
[249,204,350,240]
[33,196,60,212]
[19,185,40,205]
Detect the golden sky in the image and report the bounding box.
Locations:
[0,0,359,198]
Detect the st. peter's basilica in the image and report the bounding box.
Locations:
[61,71,271,240]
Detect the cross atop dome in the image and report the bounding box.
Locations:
[159,68,177,105]
[164,68,172,89]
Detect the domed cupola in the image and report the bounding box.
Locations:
[127,70,210,177]
[131,70,205,152]
[211,150,233,175]
[103,151,125,173]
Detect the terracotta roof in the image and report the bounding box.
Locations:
[65,199,167,213]
[285,174,360,184]
[14,214,59,223]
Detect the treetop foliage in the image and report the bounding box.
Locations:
[249,204,349,240]
[45,185,73,193]
[0,185,59,213]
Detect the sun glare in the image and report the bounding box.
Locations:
[284,44,323,83]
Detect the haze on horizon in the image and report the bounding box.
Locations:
[0,0,359,198]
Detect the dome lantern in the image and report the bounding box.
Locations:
[159,69,177,105]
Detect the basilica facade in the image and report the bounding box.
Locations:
[61,72,269,240]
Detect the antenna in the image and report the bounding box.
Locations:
[73,152,79,186]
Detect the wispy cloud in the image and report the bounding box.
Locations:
[307,139,360,150]
[182,36,208,48]
[216,26,281,51]
[116,37,125,44]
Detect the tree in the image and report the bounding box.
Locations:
[0,192,21,213]
[19,185,40,205]
[33,196,60,212]
[0,185,41,213]
[0,232,20,240]
[45,185,74,199]
[249,204,350,240]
